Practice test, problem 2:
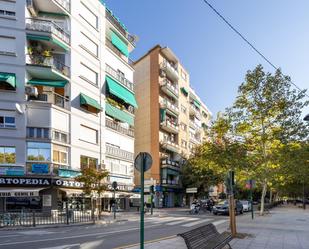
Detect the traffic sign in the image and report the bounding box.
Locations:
[134,152,153,172]
[112,181,117,190]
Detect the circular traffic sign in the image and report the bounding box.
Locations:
[134,152,152,172]
[112,181,118,189]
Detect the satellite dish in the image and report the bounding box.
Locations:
[15,103,24,114]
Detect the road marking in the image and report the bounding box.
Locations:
[0,234,21,238]
[182,218,212,227]
[41,244,80,249]
[150,217,178,223]
[0,224,161,246]
[212,220,228,226]
[166,217,199,225]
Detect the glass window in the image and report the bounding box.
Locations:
[0,146,16,164]
[80,155,97,170]
[53,145,68,165]
[181,105,186,114]
[0,116,15,128]
[37,128,42,138]
[43,128,49,139]
[27,142,51,162]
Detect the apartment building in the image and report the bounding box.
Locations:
[0,0,137,212]
[134,45,212,208]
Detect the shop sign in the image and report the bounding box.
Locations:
[107,184,133,192]
[0,190,39,197]
[32,164,49,174]
[0,167,25,176]
[54,179,84,188]
[43,195,52,207]
[186,187,198,193]
[58,169,81,178]
[0,177,51,186]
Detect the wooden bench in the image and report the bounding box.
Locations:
[178,223,232,249]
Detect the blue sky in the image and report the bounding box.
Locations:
[104,0,309,117]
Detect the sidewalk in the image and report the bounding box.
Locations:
[124,205,309,249]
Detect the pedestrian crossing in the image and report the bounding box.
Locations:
[143,216,228,228]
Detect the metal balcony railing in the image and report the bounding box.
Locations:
[160,99,179,115]
[161,120,179,132]
[26,54,70,78]
[105,144,134,162]
[160,79,179,97]
[106,64,134,91]
[105,118,134,137]
[28,92,69,109]
[26,18,70,44]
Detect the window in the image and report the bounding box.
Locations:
[27,142,51,161]
[181,105,187,114]
[181,69,187,81]
[80,125,98,144]
[180,122,187,131]
[53,130,68,143]
[80,2,98,29]
[80,63,98,85]
[27,127,50,139]
[0,115,15,128]
[80,155,97,170]
[0,36,15,55]
[0,146,16,164]
[80,32,98,57]
[53,145,68,165]
[0,9,15,18]
[181,140,187,149]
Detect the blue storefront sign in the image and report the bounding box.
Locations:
[58,168,81,178]
[32,164,49,174]
[6,169,25,176]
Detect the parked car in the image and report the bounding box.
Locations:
[213,200,243,215]
[240,200,252,212]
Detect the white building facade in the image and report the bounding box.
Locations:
[0,0,137,212]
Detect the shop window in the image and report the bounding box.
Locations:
[0,116,15,128]
[0,146,16,164]
[80,155,97,170]
[27,142,51,161]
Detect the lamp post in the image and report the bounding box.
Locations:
[112,181,117,219]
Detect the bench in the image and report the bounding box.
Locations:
[178,223,232,249]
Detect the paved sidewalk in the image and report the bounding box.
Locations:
[124,206,309,249]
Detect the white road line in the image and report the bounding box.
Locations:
[0,235,21,238]
[166,217,199,225]
[41,244,80,249]
[150,217,178,223]
[212,220,228,226]
[182,218,212,227]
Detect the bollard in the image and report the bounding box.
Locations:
[32,210,36,227]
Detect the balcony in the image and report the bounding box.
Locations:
[26,18,70,45]
[26,54,70,80]
[160,60,179,81]
[161,159,180,171]
[106,144,134,162]
[189,104,201,119]
[106,38,130,65]
[106,118,134,137]
[160,139,179,153]
[27,0,70,15]
[106,64,134,92]
[160,120,179,134]
[160,99,179,117]
[28,92,69,110]
[105,9,135,47]
[160,79,178,99]
[189,133,201,145]
[189,120,201,130]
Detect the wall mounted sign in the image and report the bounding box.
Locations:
[32,164,49,174]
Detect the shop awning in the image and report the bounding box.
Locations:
[80,93,102,112]
[180,87,188,96]
[0,188,44,197]
[28,78,68,87]
[105,102,134,126]
[0,72,16,88]
[106,76,138,108]
[111,31,129,57]
[27,34,69,51]
[59,188,86,197]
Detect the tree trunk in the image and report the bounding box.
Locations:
[260,181,267,216]
[269,189,273,204]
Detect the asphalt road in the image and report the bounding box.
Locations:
[0,212,230,249]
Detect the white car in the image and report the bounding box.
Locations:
[240,200,252,211]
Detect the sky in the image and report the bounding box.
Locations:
[104,0,309,118]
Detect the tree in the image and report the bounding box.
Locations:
[75,167,109,217]
[228,65,308,215]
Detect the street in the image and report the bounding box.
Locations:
[0,210,229,249]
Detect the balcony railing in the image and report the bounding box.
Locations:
[26,54,70,78]
[160,99,179,115]
[161,120,179,133]
[160,79,179,98]
[161,60,179,81]
[161,159,180,168]
[106,144,134,162]
[106,38,130,64]
[26,18,70,44]
[105,9,136,46]
[106,64,134,92]
[160,139,179,153]
[28,92,69,109]
[106,118,134,137]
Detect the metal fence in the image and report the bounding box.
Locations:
[0,210,94,228]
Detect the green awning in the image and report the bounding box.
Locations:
[160,108,166,122]
[111,31,129,57]
[106,76,138,108]
[180,87,189,96]
[28,78,68,87]
[0,72,16,88]
[27,35,69,51]
[193,100,201,108]
[80,93,102,111]
[202,123,208,128]
[105,102,134,126]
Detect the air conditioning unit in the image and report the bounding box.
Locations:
[26,0,38,17]
[25,86,38,97]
